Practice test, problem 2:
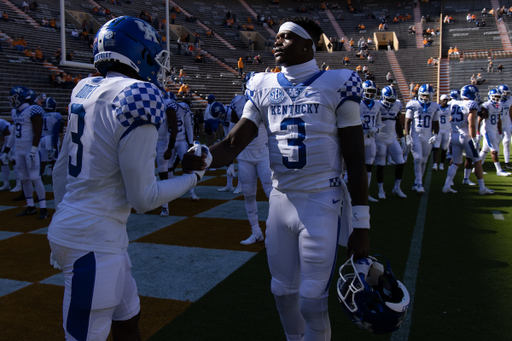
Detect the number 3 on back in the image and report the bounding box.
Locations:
[68,103,86,177]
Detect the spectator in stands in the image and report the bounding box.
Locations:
[265,66,271,72]
[248,38,254,52]
[21,1,29,12]
[482,8,487,16]
[71,28,79,39]
[321,62,327,70]
[413,83,419,98]
[74,74,82,86]
[343,56,350,65]
[179,69,186,84]
[368,54,373,64]
[2,11,10,22]
[349,38,354,50]
[25,47,35,61]
[66,52,74,61]
[55,72,64,88]
[356,65,362,73]
[386,72,394,84]
[453,46,460,54]
[64,73,74,89]
[467,14,472,22]
[498,64,504,73]
[409,82,415,96]
[50,18,56,29]
[14,36,27,51]
[443,15,450,23]
[471,74,477,85]
[178,83,190,97]
[238,57,244,77]
[339,37,344,50]
[244,53,253,63]
[254,55,262,64]
[409,25,415,34]
[476,73,486,85]
[427,57,434,67]
[362,65,368,73]
[488,61,493,73]
[34,46,43,62]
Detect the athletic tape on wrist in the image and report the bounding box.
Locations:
[352,205,370,229]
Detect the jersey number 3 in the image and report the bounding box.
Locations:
[281,117,306,169]
[69,103,86,177]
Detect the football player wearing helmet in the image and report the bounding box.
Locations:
[498,84,512,169]
[38,97,62,177]
[478,89,510,176]
[404,84,440,193]
[3,85,48,218]
[0,118,12,190]
[208,17,369,341]
[360,80,383,202]
[441,85,494,194]
[431,95,452,171]
[337,255,410,334]
[47,17,208,341]
[204,94,226,147]
[375,86,407,199]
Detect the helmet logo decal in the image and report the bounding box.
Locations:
[135,20,159,43]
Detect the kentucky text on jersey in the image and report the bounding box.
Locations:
[75,84,100,99]
[270,103,320,115]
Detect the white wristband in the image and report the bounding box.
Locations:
[30,145,38,154]
[352,205,370,229]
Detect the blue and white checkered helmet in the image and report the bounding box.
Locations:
[461,85,480,102]
[450,89,460,100]
[42,97,57,112]
[498,84,510,100]
[93,16,169,88]
[418,84,434,104]
[381,86,397,105]
[8,86,31,109]
[362,80,377,100]
[488,88,501,104]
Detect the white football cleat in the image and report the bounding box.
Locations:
[0,183,10,191]
[416,184,425,194]
[217,186,234,192]
[496,170,511,177]
[160,207,169,217]
[10,184,22,192]
[439,163,444,170]
[442,186,457,193]
[432,163,438,171]
[462,178,476,186]
[368,195,378,202]
[378,190,386,199]
[392,188,407,198]
[240,232,264,245]
[189,192,200,201]
[233,186,243,194]
[479,187,495,195]
[411,183,418,192]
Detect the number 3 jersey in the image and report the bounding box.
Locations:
[49,72,166,253]
[242,70,363,192]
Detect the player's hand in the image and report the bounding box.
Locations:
[167,138,176,151]
[227,163,236,178]
[368,127,379,138]
[163,148,173,160]
[400,137,407,153]
[49,252,63,270]
[184,142,212,180]
[26,146,38,168]
[406,135,414,148]
[48,148,57,160]
[347,228,370,261]
[471,137,480,151]
[0,152,8,165]
[428,134,438,145]
[476,133,482,144]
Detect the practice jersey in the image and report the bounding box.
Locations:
[480,101,501,133]
[438,105,451,131]
[359,99,383,132]
[377,100,402,141]
[11,103,44,151]
[48,72,166,253]
[231,94,268,150]
[242,69,362,192]
[176,102,194,144]
[157,98,178,141]
[450,99,479,135]
[499,97,512,125]
[405,99,440,136]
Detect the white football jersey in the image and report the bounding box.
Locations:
[405,99,440,136]
[0,118,10,134]
[438,105,451,131]
[481,101,501,133]
[157,98,178,141]
[242,70,363,192]
[41,111,62,137]
[499,97,512,126]
[451,99,479,135]
[48,72,166,253]
[231,94,268,150]
[11,103,44,151]
[176,102,194,144]
[359,99,383,132]
[377,100,402,141]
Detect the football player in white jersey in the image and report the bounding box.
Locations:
[404,84,440,193]
[204,94,225,148]
[498,84,512,169]
[156,91,178,214]
[2,85,48,218]
[217,102,243,194]
[47,17,209,340]
[230,73,273,245]
[375,86,407,199]
[207,17,369,341]
[168,101,200,202]
[38,97,62,177]
[0,123,21,192]
[441,85,494,194]
[479,89,510,176]
[0,118,12,190]
[431,94,452,171]
[359,80,383,202]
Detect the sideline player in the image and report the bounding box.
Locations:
[478,89,510,176]
[498,84,512,169]
[38,97,62,177]
[0,118,12,190]
[47,17,208,340]
[441,85,494,194]
[207,17,369,341]
[375,85,407,199]
[230,73,273,244]
[431,95,451,171]
[404,84,440,194]
[359,80,382,202]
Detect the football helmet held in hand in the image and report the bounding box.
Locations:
[337,255,410,334]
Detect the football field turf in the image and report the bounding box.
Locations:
[0,155,511,340]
